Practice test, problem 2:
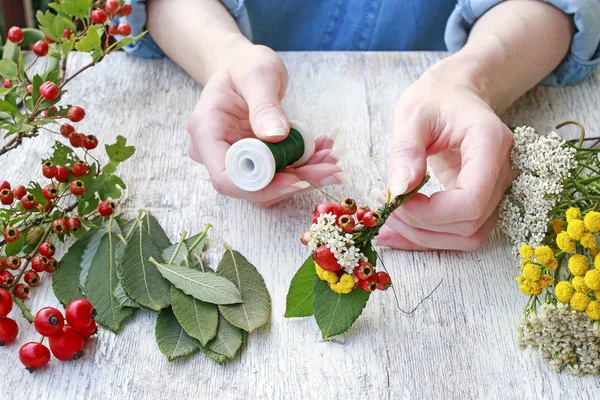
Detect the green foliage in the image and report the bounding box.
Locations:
[284,257,317,318]
[171,286,218,346]
[155,308,199,362]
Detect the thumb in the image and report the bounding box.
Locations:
[388,114,430,197]
[238,66,290,142]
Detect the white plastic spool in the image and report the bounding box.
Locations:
[225,120,315,192]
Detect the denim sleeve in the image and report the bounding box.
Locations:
[444,0,600,86]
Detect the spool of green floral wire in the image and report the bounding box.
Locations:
[226,121,315,192]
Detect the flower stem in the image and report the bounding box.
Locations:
[12,296,34,323]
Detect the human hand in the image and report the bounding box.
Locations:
[187,44,348,207]
[375,61,514,251]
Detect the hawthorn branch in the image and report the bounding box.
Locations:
[60,61,95,88]
[0,129,40,157]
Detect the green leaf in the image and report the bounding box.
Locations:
[217,248,271,332]
[48,141,75,166]
[204,314,243,359]
[312,279,370,339]
[52,229,96,307]
[4,234,25,256]
[79,228,107,290]
[105,135,135,163]
[284,257,317,318]
[107,31,147,52]
[114,282,140,309]
[162,242,189,266]
[92,173,127,201]
[0,59,18,80]
[75,24,101,52]
[143,213,171,251]
[118,220,171,312]
[155,308,198,362]
[184,230,210,254]
[77,196,99,216]
[198,344,228,364]
[0,99,18,114]
[85,228,133,333]
[171,286,218,346]
[58,0,93,20]
[362,243,377,266]
[151,260,242,305]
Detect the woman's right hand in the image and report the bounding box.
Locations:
[187,43,348,207]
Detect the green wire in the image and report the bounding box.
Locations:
[261,128,305,172]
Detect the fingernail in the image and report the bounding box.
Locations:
[389,166,412,197]
[319,172,352,186]
[262,119,287,137]
[329,147,349,162]
[279,181,310,195]
[327,129,340,142]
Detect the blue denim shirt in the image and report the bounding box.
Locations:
[118,0,600,86]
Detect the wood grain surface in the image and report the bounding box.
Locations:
[1,51,599,399]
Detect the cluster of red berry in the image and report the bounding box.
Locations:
[93,0,132,37]
[0,290,97,372]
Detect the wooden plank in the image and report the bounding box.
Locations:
[0,51,599,399]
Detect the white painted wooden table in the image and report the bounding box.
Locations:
[2,52,600,399]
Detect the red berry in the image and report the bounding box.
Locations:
[60,123,75,138]
[356,206,370,223]
[67,106,85,122]
[66,298,96,332]
[7,27,24,43]
[42,184,58,200]
[19,342,51,372]
[0,188,14,205]
[358,275,379,292]
[108,25,119,36]
[63,29,73,39]
[69,132,85,148]
[42,161,57,179]
[91,9,108,24]
[105,0,119,14]
[20,193,37,210]
[3,79,12,88]
[24,270,40,287]
[37,202,52,214]
[362,211,380,227]
[44,34,55,44]
[354,261,374,280]
[375,271,391,290]
[45,258,58,274]
[312,245,341,272]
[98,200,115,217]
[69,180,85,196]
[39,242,56,257]
[3,227,20,243]
[43,105,59,118]
[0,259,4,273]
[0,181,10,191]
[117,22,132,37]
[12,185,26,199]
[39,81,60,101]
[33,40,49,57]
[67,218,82,233]
[300,232,310,246]
[6,256,21,270]
[0,271,15,287]
[340,198,357,215]
[311,202,342,224]
[26,84,33,96]
[0,288,13,318]
[83,135,98,150]
[52,218,69,235]
[78,320,97,339]
[13,284,29,300]
[72,161,89,176]
[0,317,18,345]
[31,256,49,273]
[49,326,85,361]
[117,4,133,16]
[55,166,70,182]
[336,214,355,233]
[34,307,65,337]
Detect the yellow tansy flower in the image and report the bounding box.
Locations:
[568,254,589,276]
[556,232,575,253]
[519,244,534,260]
[584,211,600,233]
[315,264,339,285]
[567,219,586,241]
[539,274,554,288]
[552,219,565,234]
[585,300,600,320]
[330,283,352,294]
[338,274,355,289]
[522,263,541,281]
[591,248,600,258]
[534,246,554,267]
[572,276,589,293]
[515,275,526,285]
[555,281,574,303]
[545,259,558,270]
[595,290,600,300]
[570,292,591,312]
[580,233,597,249]
[566,207,581,222]
[519,281,541,296]
[584,269,600,290]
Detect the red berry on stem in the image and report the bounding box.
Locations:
[312,202,342,224]
[0,259,4,272]
[340,198,357,215]
[69,180,85,196]
[26,84,33,96]
[13,284,29,300]
[105,0,119,14]
[108,25,119,36]
[0,288,13,318]
[117,22,132,36]
[67,106,85,122]
[118,4,133,16]
[52,218,69,235]
[356,206,370,223]
[34,307,65,337]
[83,135,98,150]
[362,211,380,227]
[11,185,26,199]
[42,184,58,200]
[354,261,374,280]
[7,27,24,43]
[0,188,14,205]
[67,218,82,233]
[44,34,55,44]
[300,232,310,246]
[91,9,108,24]
[0,317,18,345]
[20,193,37,209]
[42,161,57,179]
[19,342,51,372]
[39,242,56,257]
[55,166,70,182]
[3,79,12,88]
[60,123,75,138]
[33,40,49,57]
[3,227,20,243]
[45,258,58,273]
[24,270,40,286]
[6,256,21,270]
[336,214,355,233]
[312,245,342,272]
[69,132,85,148]
[98,200,115,217]
[66,298,96,332]
[0,181,10,191]
[63,29,73,39]
[358,275,380,292]
[49,326,85,361]
[72,160,89,176]
[31,256,48,273]
[0,271,15,287]
[375,271,392,290]
[78,320,97,339]
[39,81,60,101]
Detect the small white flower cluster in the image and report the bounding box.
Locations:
[499,126,577,252]
[517,303,600,375]
[307,213,364,273]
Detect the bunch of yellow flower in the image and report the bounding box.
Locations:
[556,208,600,253]
[515,244,555,296]
[315,263,356,294]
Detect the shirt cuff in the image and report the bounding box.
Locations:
[444,0,600,86]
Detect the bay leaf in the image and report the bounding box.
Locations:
[171,286,218,346]
[155,307,198,362]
